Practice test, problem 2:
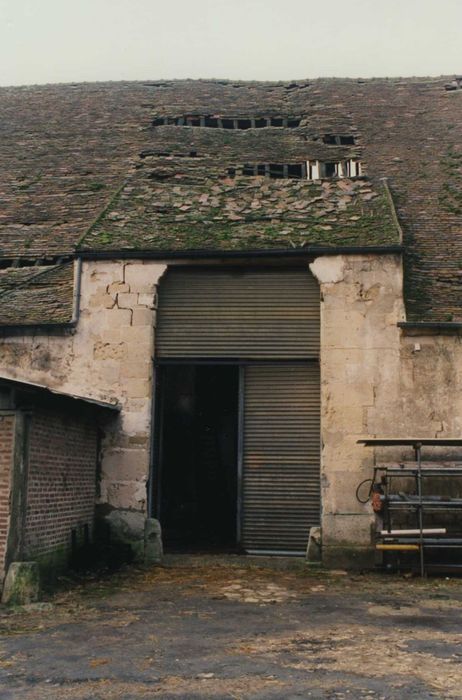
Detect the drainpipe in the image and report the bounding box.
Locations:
[71,258,83,325]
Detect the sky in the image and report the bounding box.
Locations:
[1,0,461,86]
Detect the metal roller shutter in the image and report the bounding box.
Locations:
[241,363,320,554]
[156,268,319,359]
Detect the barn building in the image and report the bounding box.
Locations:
[0,77,461,583]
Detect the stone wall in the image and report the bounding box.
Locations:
[1,254,462,566]
[310,253,462,567]
[0,260,166,552]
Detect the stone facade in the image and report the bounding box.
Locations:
[311,253,462,566]
[0,260,166,551]
[1,254,461,566]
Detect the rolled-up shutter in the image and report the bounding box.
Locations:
[156,268,319,359]
[241,363,320,554]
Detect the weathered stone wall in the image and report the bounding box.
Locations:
[310,253,462,567]
[0,260,166,553]
[1,254,462,566]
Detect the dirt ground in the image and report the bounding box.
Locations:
[1,558,462,699]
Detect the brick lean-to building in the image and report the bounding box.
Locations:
[0,77,461,583]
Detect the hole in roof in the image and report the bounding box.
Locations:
[269,164,284,178]
[235,163,306,179]
[237,119,252,130]
[148,170,173,181]
[323,134,356,145]
[152,115,301,129]
[324,162,337,177]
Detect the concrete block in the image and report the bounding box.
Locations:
[144,518,163,564]
[2,562,40,605]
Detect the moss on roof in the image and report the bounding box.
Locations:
[1,77,461,321]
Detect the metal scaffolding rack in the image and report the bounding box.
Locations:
[358,439,462,576]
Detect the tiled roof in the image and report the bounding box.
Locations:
[83,164,396,252]
[0,262,74,326]
[0,77,461,321]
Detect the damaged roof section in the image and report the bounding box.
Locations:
[0,262,74,326]
[81,155,398,252]
[0,77,461,321]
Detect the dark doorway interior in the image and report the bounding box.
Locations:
[157,365,239,551]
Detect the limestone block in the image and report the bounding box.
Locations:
[321,469,373,513]
[125,398,151,414]
[120,409,151,436]
[138,293,156,309]
[306,526,322,563]
[87,261,124,285]
[120,360,152,380]
[124,263,166,292]
[322,544,375,570]
[123,379,151,399]
[108,282,130,294]
[117,293,138,310]
[106,509,145,542]
[310,256,346,284]
[102,308,132,328]
[101,448,150,481]
[321,438,370,473]
[132,308,154,327]
[144,518,163,564]
[124,326,153,345]
[322,513,372,547]
[2,562,40,605]
[106,480,147,510]
[88,292,116,309]
[125,341,154,362]
[93,341,127,361]
[100,329,122,343]
[94,362,120,386]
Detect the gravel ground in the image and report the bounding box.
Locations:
[1,559,462,699]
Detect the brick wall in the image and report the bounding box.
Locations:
[0,414,14,576]
[23,407,98,561]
